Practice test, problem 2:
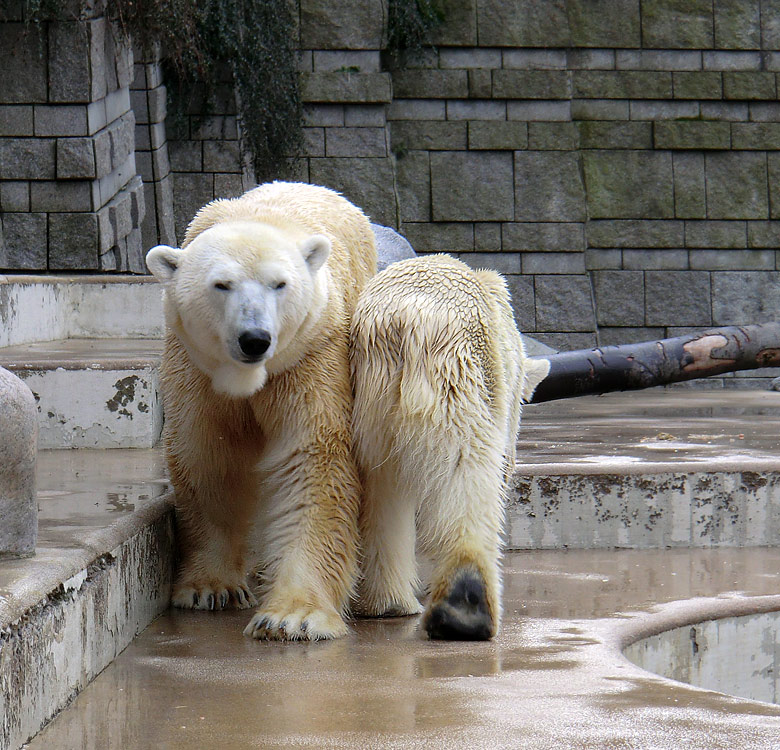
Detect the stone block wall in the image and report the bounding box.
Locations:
[0,9,146,271]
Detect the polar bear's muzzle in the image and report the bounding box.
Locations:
[237,328,273,362]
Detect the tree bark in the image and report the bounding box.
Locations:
[530,322,780,404]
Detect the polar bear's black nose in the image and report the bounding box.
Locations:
[238,329,272,359]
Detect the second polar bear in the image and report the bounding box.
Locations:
[350,255,549,639]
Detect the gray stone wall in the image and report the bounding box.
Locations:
[0,8,145,271]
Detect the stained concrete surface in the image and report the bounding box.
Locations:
[23,548,780,749]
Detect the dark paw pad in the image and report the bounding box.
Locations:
[424,570,493,641]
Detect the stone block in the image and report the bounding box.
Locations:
[585,248,622,269]
[592,270,645,326]
[577,122,652,149]
[0,106,33,136]
[430,0,477,45]
[587,219,684,248]
[723,71,777,99]
[130,90,149,125]
[571,99,630,120]
[446,100,506,120]
[303,127,325,157]
[93,127,112,178]
[48,21,92,102]
[0,367,37,558]
[396,151,430,223]
[214,173,245,200]
[705,151,768,219]
[56,137,96,179]
[300,0,384,48]
[748,221,780,248]
[731,123,780,149]
[653,121,731,150]
[0,138,55,180]
[645,271,712,326]
[508,101,571,121]
[151,145,170,181]
[325,127,387,157]
[527,122,578,150]
[699,102,748,120]
[703,50,762,70]
[476,0,570,46]
[0,213,47,269]
[439,48,502,69]
[567,0,641,47]
[522,252,585,274]
[309,157,397,226]
[598,327,666,346]
[457,251,519,274]
[714,0,761,49]
[689,249,773,270]
[711,271,780,325]
[672,72,723,99]
[583,151,674,219]
[49,212,100,269]
[468,121,528,150]
[491,70,570,99]
[622,249,688,269]
[763,0,780,49]
[770,154,780,220]
[685,220,747,248]
[344,105,386,127]
[641,0,714,48]
[629,101,700,120]
[109,189,133,240]
[392,70,468,99]
[303,104,345,127]
[567,50,615,70]
[431,151,514,221]
[572,71,672,99]
[672,152,706,219]
[34,105,89,137]
[503,222,585,251]
[203,141,242,173]
[534,275,596,332]
[531,331,597,349]
[468,69,492,99]
[615,49,702,70]
[386,100,445,121]
[109,112,136,172]
[172,173,215,240]
[300,72,392,103]
[30,179,93,213]
[504,274,535,332]
[312,50,381,73]
[474,222,501,250]
[0,23,47,103]
[391,121,467,151]
[515,151,586,222]
[749,102,780,121]
[0,182,29,212]
[401,222,474,252]
[190,116,239,141]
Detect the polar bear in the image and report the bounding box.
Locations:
[350,255,549,639]
[145,182,376,641]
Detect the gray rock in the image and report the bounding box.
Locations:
[0,367,37,558]
[371,223,417,272]
[770,376,780,392]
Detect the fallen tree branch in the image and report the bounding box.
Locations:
[530,322,780,403]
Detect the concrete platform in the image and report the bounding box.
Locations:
[23,548,780,750]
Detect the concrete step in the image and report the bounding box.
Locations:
[0,338,164,449]
[0,274,163,347]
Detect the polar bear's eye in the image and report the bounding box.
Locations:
[274,281,287,290]
[213,281,231,291]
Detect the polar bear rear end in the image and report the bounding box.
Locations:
[350,254,549,639]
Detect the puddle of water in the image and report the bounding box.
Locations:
[624,610,780,705]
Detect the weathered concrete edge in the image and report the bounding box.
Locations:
[0,495,175,750]
[516,459,780,476]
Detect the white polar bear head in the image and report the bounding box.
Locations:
[146,220,331,397]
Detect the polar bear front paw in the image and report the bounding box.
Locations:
[243,603,349,641]
[172,581,258,611]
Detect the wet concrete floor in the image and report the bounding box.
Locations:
[25,547,780,750]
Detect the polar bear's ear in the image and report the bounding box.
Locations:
[146,244,182,283]
[300,234,331,275]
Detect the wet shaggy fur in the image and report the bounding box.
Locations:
[350,255,549,639]
[148,182,376,641]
